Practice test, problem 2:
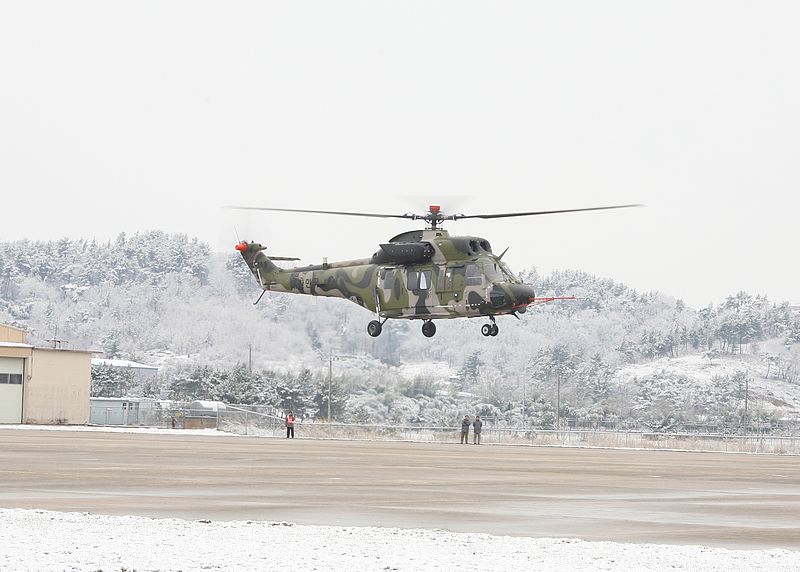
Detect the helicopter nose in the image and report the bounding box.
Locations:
[505,284,532,308]
[505,284,536,310]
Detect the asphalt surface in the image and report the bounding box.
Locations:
[2,429,799,549]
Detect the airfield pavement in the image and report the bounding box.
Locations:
[1,428,799,550]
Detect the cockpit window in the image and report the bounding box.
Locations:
[465,263,482,286]
[483,261,504,283]
[499,261,521,283]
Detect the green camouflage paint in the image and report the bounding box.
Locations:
[236,229,536,325]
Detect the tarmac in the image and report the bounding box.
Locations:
[1,428,799,549]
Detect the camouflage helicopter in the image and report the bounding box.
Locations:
[232,204,638,338]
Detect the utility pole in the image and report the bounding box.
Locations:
[45,325,68,350]
[556,374,561,431]
[743,375,750,433]
[324,351,356,423]
[248,343,252,374]
[328,352,333,423]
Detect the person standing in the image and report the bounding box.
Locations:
[473,415,483,445]
[460,415,471,444]
[285,410,295,439]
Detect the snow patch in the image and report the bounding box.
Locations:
[1,509,798,572]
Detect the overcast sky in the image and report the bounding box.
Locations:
[1,2,798,307]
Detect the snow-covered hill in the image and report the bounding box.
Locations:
[616,354,800,415]
[1,233,798,428]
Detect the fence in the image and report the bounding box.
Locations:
[87,403,800,455]
[215,407,800,455]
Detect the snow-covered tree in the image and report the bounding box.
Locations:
[91,364,135,398]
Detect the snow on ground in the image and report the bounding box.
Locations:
[1,424,235,436]
[2,509,799,572]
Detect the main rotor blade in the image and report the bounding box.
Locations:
[225,206,413,219]
[453,204,643,220]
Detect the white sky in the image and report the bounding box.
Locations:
[1,1,798,307]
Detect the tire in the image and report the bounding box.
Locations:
[367,320,383,337]
[422,321,437,337]
[490,323,499,336]
[481,323,492,336]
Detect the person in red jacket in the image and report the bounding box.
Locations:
[285,411,296,439]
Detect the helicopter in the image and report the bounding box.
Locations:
[231,204,639,338]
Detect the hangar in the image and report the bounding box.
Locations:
[0,324,92,425]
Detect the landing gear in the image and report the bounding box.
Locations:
[421,320,437,338]
[481,318,499,337]
[367,320,383,337]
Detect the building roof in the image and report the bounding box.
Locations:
[35,347,98,355]
[92,358,159,370]
[190,400,227,411]
[0,341,34,349]
[90,397,159,402]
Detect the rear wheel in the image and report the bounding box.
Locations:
[422,320,437,337]
[367,320,383,337]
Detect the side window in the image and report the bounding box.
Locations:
[441,266,465,291]
[383,269,394,289]
[465,263,482,286]
[419,270,431,290]
[407,270,431,291]
[407,271,420,291]
[440,267,456,290]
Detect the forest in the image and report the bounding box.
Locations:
[2,232,799,430]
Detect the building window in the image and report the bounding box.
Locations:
[0,373,20,384]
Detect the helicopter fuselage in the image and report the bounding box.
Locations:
[237,228,536,328]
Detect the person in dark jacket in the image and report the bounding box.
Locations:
[473,415,483,444]
[285,411,295,438]
[460,415,471,444]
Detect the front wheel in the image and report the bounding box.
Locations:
[422,320,437,337]
[481,323,492,336]
[490,323,499,336]
[367,320,383,337]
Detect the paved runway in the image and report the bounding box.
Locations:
[1,429,799,549]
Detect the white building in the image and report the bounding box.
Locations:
[89,397,165,426]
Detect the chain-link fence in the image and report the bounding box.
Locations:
[88,402,800,455]
[215,407,800,455]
